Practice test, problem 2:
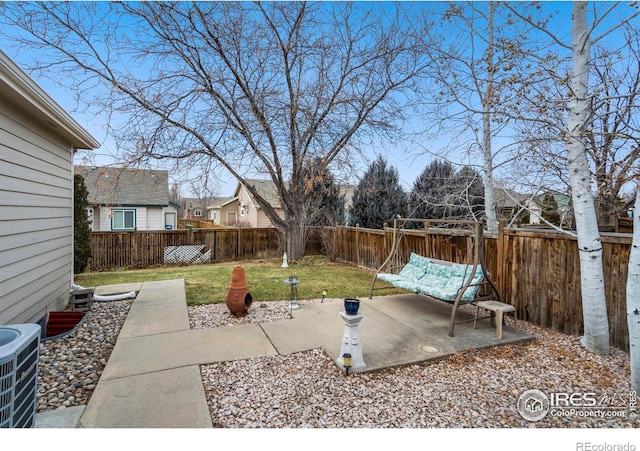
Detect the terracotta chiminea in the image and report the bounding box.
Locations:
[226,266,253,317]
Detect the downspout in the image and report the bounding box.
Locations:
[70,148,75,302]
[69,152,135,302]
[71,284,136,302]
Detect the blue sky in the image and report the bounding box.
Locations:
[0,1,638,199]
[0,2,436,198]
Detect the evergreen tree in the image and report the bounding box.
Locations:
[409,159,457,219]
[350,156,407,229]
[541,193,561,226]
[300,158,345,226]
[455,165,485,220]
[74,174,92,273]
[409,160,485,221]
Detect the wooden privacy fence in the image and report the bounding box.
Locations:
[89,227,324,270]
[89,228,286,270]
[88,224,632,351]
[325,224,632,352]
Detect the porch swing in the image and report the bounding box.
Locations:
[369,218,505,337]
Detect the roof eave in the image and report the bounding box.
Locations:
[0,50,99,150]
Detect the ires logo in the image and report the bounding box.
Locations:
[517,389,550,421]
[517,390,632,422]
[550,392,598,407]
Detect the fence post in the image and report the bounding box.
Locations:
[382,223,387,269]
[497,220,505,298]
[213,229,217,262]
[356,224,360,267]
[424,220,430,257]
[132,230,139,266]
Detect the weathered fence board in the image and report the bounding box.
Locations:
[89,228,285,270]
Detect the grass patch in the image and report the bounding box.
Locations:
[74,257,405,305]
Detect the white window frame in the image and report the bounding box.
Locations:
[112,209,136,231]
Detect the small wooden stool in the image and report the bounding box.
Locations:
[474,300,517,339]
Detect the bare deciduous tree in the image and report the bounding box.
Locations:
[588,28,640,222]
[513,21,640,227]
[298,158,345,260]
[415,2,555,233]
[505,1,640,354]
[0,1,433,259]
[188,172,220,222]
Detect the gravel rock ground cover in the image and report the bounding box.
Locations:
[192,300,638,428]
[36,299,132,413]
[38,297,637,429]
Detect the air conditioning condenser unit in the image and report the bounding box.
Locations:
[0,324,41,428]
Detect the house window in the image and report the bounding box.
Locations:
[194,209,202,217]
[112,209,136,230]
[240,206,246,216]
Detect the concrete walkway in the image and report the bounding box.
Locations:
[39,279,532,428]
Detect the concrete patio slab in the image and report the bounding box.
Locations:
[35,405,85,428]
[100,325,278,380]
[264,294,530,373]
[79,365,212,428]
[67,279,533,428]
[117,280,191,337]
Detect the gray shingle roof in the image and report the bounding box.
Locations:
[240,179,281,207]
[76,166,169,206]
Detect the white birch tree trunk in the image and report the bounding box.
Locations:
[482,140,498,234]
[627,191,640,391]
[567,2,610,354]
[482,2,498,234]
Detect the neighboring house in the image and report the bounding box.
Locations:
[204,196,235,225]
[182,197,208,221]
[527,191,572,227]
[528,198,543,225]
[183,195,234,224]
[493,187,530,224]
[191,178,352,227]
[215,179,284,227]
[211,179,353,227]
[75,165,180,231]
[0,50,99,325]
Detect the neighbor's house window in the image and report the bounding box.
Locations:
[112,209,136,230]
[194,209,202,217]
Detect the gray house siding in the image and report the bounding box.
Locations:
[0,107,74,325]
[0,50,98,326]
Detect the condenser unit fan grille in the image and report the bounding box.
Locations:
[0,360,15,426]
